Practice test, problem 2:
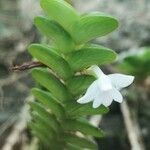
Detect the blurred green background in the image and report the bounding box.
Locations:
[0,0,149,149]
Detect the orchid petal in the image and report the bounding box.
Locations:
[101,91,113,107]
[92,92,103,108]
[77,95,93,104]
[108,74,134,90]
[111,88,123,103]
[77,80,98,104]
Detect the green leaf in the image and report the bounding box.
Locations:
[64,134,97,150]
[118,47,150,79]
[67,45,117,71]
[29,102,60,132]
[28,44,73,80]
[32,88,65,118]
[64,119,104,137]
[31,112,57,135]
[65,144,82,150]
[124,56,142,67]
[40,0,79,33]
[66,75,95,95]
[30,119,66,149]
[30,123,59,149]
[34,16,75,53]
[72,12,119,44]
[141,47,150,61]
[30,124,52,148]
[66,101,109,117]
[29,122,54,141]
[73,104,109,117]
[31,68,72,101]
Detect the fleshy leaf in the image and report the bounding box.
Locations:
[66,75,95,95]
[64,119,104,137]
[67,45,117,71]
[66,144,82,150]
[31,112,57,134]
[29,122,62,149]
[28,44,73,80]
[29,102,60,132]
[66,101,109,117]
[32,88,65,118]
[40,0,79,33]
[29,122,54,146]
[72,12,119,44]
[31,68,72,101]
[34,16,75,53]
[64,134,97,149]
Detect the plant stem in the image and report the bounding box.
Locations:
[10,61,45,71]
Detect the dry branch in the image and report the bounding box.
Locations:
[11,61,45,71]
[121,101,145,150]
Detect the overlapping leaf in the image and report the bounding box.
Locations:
[72,12,119,44]
[40,0,118,44]
[66,75,95,96]
[31,68,72,101]
[29,102,60,132]
[31,113,57,134]
[64,134,97,149]
[34,16,75,53]
[28,44,73,79]
[65,101,109,117]
[30,122,53,148]
[40,0,79,33]
[63,119,104,137]
[66,45,117,71]
[32,88,65,118]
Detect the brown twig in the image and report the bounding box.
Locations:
[10,61,45,71]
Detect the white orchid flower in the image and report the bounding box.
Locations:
[77,65,134,108]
